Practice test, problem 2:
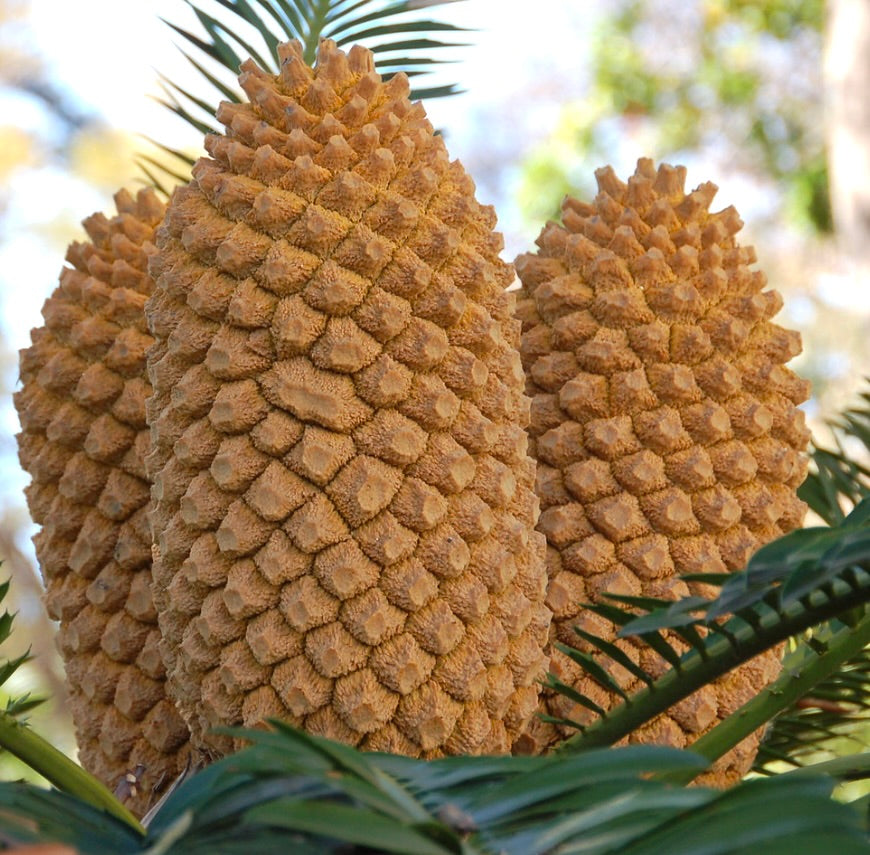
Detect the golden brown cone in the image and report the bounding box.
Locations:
[145,39,549,761]
[514,159,810,785]
[14,188,190,816]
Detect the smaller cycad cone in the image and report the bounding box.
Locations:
[146,39,549,761]
[514,160,811,784]
[14,188,189,815]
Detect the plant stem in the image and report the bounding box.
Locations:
[676,611,870,781]
[0,712,145,834]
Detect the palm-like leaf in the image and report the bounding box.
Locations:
[0,724,866,854]
[548,499,870,773]
[144,0,468,189]
[0,577,43,722]
[0,577,143,832]
[800,379,870,525]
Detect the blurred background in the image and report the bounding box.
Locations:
[0,0,867,769]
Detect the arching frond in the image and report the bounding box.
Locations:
[148,0,469,189]
[549,498,870,769]
[800,378,870,525]
[0,724,866,854]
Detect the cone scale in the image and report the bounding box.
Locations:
[145,40,550,760]
[14,189,190,815]
[515,159,811,783]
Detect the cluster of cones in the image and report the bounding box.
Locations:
[15,40,809,816]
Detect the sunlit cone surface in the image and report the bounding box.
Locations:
[514,159,811,784]
[146,39,549,760]
[14,189,190,815]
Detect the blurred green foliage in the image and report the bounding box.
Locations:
[520,0,830,231]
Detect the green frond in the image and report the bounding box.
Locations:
[0,725,865,854]
[144,0,469,190]
[0,578,142,833]
[550,499,870,762]
[800,378,870,525]
[0,577,43,724]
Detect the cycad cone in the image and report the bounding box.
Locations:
[146,39,549,759]
[515,160,810,784]
[14,189,190,814]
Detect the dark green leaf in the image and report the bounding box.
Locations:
[161,18,227,64]
[0,784,144,854]
[466,747,706,824]
[151,89,219,136]
[844,495,870,527]
[614,597,708,635]
[248,801,455,855]
[571,627,656,687]
[616,776,867,855]
[554,642,630,700]
[408,83,464,99]
[543,674,607,718]
[781,527,870,605]
[747,527,836,585]
[213,0,283,53]
[185,2,247,69]
[324,0,464,35]
[327,20,468,42]
[365,37,472,52]
[179,49,244,103]
[374,55,454,68]
[159,74,221,122]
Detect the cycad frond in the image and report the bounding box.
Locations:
[754,640,870,773]
[0,577,43,722]
[0,724,866,854]
[550,498,870,767]
[0,578,142,832]
[145,0,468,188]
[800,379,870,525]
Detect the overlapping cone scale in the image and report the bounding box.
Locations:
[146,39,549,760]
[514,159,811,784]
[14,188,190,816]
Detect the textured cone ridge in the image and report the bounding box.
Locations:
[514,159,811,784]
[14,188,190,816]
[146,39,549,760]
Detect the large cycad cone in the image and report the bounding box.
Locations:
[515,160,810,784]
[146,39,549,759]
[14,189,190,814]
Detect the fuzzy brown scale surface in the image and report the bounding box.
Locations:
[514,159,811,785]
[14,188,190,816]
[146,39,550,760]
